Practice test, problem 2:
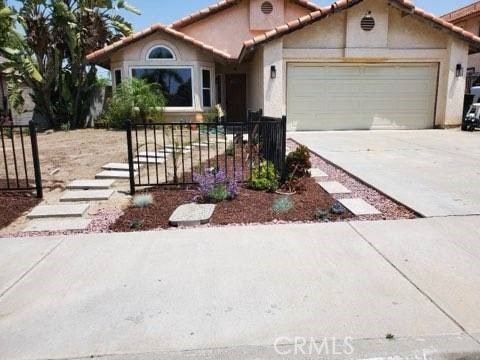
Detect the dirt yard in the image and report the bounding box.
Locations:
[36,129,126,189]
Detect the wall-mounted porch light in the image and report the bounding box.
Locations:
[456,63,464,77]
[270,65,277,79]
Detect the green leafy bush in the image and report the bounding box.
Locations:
[248,161,279,191]
[286,145,312,179]
[272,196,294,213]
[99,78,166,129]
[209,184,229,203]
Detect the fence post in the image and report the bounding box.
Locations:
[280,115,287,182]
[125,119,136,195]
[28,121,43,198]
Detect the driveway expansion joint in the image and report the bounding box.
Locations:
[347,222,480,346]
[0,239,65,299]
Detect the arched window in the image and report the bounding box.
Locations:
[147,45,175,60]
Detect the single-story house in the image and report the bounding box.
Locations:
[87,0,480,131]
[442,1,480,74]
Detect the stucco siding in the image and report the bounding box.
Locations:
[388,9,447,49]
[283,13,346,49]
[247,47,264,111]
[180,0,310,57]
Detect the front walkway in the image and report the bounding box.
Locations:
[290,129,480,217]
[0,216,479,359]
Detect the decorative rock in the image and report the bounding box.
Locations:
[24,218,92,232]
[169,203,216,227]
[310,168,328,179]
[339,198,381,216]
[96,170,133,179]
[67,179,115,190]
[27,203,90,219]
[102,163,142,171]
[318,181,351,194]
[60,189,115,202]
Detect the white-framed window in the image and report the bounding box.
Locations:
[202,68,212,108]
[131,66,194,108]
[113,69,122,87]
[146,45,176,60]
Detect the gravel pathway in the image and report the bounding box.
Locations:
[287,139,417,221]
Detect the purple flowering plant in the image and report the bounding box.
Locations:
[193,167,240,203]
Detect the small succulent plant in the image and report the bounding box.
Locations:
[330,201,346,215]
[314,208,329,221]
[130,218,144,230]
[272,196,294,213]
[133,194,154,208]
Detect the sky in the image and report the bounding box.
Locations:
[123,0,475,32]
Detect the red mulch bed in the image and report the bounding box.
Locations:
[0,192,40,229]
[110,177,353,232]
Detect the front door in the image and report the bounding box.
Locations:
[225,74,246,122]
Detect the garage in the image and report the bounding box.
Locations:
[286,64,439,131]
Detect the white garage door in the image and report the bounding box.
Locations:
[287,64,438,131]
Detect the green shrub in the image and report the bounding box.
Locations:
[314,208,329,221]
[286,145,312,179]
[225,143,235,156]
[209,184,229,203]
[272,196,294,213]
[130,218,144,230]
[133,194,154,208]
[60,122,71,132]
[248,161,279,191]
[99,78,166,129]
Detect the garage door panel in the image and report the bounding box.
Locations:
[287,64,438,131]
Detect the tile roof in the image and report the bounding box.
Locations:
[441,1,480,24]
[169,0,321,29]
[86,23,234,67]
[87,0,480,67]
[239,0,480,60]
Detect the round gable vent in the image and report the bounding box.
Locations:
[261,1,274,14]
[361,12,375,31]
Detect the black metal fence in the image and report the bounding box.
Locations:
[0,115,43,198]
[126,110,286,194]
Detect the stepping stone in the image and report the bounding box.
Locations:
[60,189,115,202]
[96,170,134,179]
[67,179,115,190]
[27,203,90,219]
[339,198,381,216]
[318,181,351,194]
[134,157,165,164]
[137,151,169,157]
[311,168,328,178]
[102,163,142,171]
[24,218,92,232]
[169,203,216,227]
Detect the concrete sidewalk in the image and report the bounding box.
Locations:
[0,217,479,359]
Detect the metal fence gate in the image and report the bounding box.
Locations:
[126,111,286,194]
[0,114,43,198]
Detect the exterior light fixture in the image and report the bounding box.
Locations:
[270,65,276,79]
[456,64,464,77]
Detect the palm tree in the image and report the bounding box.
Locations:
[0,0,139,128]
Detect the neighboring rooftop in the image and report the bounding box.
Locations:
[442,1,480,24]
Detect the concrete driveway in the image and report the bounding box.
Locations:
[290,130,480,217]
[1,218,480,359]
